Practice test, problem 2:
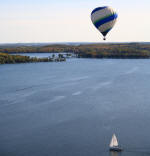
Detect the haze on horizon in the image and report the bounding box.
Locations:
[0,0,150,43]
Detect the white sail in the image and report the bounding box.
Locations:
[110,134,119,147]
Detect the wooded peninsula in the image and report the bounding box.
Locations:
[1,43,150,64]
[0,53,66,64]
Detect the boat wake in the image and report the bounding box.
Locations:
[50,96,66,103]
[92,81,112,90]
[72,91,82,96]
[124,67,139,75]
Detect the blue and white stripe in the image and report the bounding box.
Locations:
[91,6,118,37]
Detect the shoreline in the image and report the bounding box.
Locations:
[0,53,66,64]
[1,43,150,61]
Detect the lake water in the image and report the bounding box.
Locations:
[1,55,150,156]
[11,53,72,58]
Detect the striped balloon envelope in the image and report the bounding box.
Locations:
[91,6,118,40]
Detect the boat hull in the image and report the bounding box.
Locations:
[109,147,123,152]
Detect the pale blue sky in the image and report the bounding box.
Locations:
[0,0,150,43]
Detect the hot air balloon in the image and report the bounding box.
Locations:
[91,6,118,40]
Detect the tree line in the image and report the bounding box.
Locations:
[0,53,66,64]
[1,43,150,59]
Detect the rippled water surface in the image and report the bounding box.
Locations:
[1,57,150,156]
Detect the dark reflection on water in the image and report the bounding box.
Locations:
[109,151,122,156]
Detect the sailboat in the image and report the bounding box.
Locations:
[109,134,123,151]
